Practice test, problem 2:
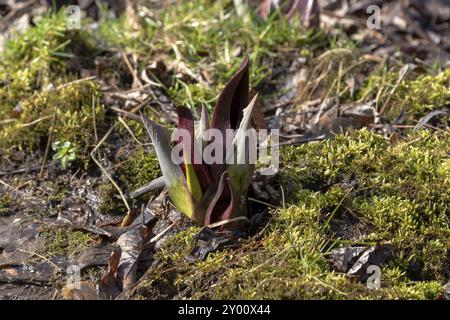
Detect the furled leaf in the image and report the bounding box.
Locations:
[199,104,209,146]
[210,55,249,133]
[183,146,203,203]
[233,0,248,16]
[286,0,320,28]
[204,171,246,230]
[210,55,250,180]
[260,0,320,28]
[259,0,274,20]
[140,113,198,222]
[176,106,213,191]
[226,94,258,194]
[204,172,235,226]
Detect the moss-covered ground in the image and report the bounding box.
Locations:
[133,129,449,299]
[0,0,448,300]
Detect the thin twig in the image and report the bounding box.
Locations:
[248,197,279,209]
[17,249,63,272]
[313,80,338,125]
[149,222,175,243]
[122,52,143,87]
[379,65,409,115]
[117,116,152,146]
[0,0,37,31]
[90,126,131,223]
[243,247,289,276]
[206,216,249,229]
[267,134,327,148]
[310,275,348,296]
[92,95,98,143]
[110,106,141,121]
[0,165,47,177]
[323,187,354,228]
[40,112,56,178]
[90,98,152,227]
[55,76,96,90]
[0,119,17,125]
[0,179,40,200]
[19,115,53,128]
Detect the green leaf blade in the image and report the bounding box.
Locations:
[140,113,202,223]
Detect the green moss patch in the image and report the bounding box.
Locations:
[392,69,450,120]
[0,12,97,118]
[281,129,449,281]
[134,129,448,299]
[39,227,95,258]
[0,80,105,167]
[359,68,450,122]
[0,193,13,216]
[97,148,161,215]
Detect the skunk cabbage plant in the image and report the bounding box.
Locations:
[259,0,320,28]
[141,55,257,228]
